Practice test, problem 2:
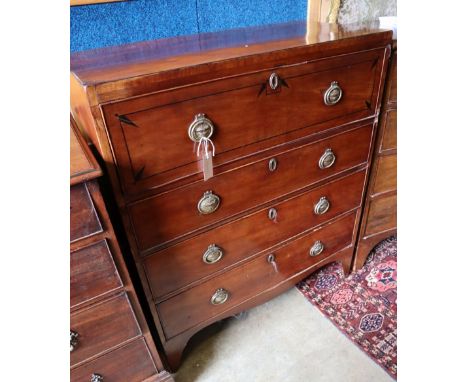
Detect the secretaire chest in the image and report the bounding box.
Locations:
[71,21,392,371]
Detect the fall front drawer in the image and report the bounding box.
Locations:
[71,293,141,366]
[144,169,366,300]
[71,240,123,308]
[103,49,384,196]
[70,338,158,382]
[129,126,372,253]
[157,211,357,339]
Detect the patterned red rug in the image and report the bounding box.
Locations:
[297,236,397,379]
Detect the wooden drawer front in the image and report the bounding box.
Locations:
[71,293,141,366]
[380,109,396,152]
[71,183,103,242]
[71,240,123,308]
[129,127,372,253]
[103,49,384,195]
[145,170,366,300]
[71,338,157,382]
[372,154,397,195]
[157,211,357,339]
[364,194,397,237]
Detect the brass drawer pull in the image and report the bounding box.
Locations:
[318,148,336,169]
[198,191,221,214]
[268,158,278,172]
[324,81,343,106]
[188,113,215,142]
[70,330,79,352]
[310,241,325,257]
[268,207,278,221]
[211,288,229,305]
[314,196,330,215]
[269,72,279,90]
[203,244,224,264]
[91,374,103,382]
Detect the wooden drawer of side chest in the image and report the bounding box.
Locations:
[103,49,385,196]
[71,293,141,366]
[71,183,103,242]
[157,211,357,339]
[380,109,396,152]
[129,127,372,253]
[70,338,157,382]
[71,240,123,308]
[372,154,397,195]
[144,170,366,300]
[364,193,397,237]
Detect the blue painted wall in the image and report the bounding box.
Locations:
[71,0,307,52]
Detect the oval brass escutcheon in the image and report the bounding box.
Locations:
[323,81,343,106]
[203,244,224,264]
[268,207,278,221]
[268,158,278,172]
[269,72,279,90]
[309,240,325,257]
[314,196,330,215]
[318,148,336,169]
[211,288,229,305]
[197,191,221,215]
[188,113,215,142]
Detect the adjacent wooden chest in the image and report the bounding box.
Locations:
[71,21,393,371]
[70,117,173,382]
[354,39,397,270]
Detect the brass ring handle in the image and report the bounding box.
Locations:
[91,374,103,382]
[203,244,224,264]
[211,288,229,305]
[314,196,330,215]
[188,113,215,142]
[310,241,325,257]
[268,158,278,172]
[269,73,279,90]
[268,208,278,221]
[70,330,79,352]
[318,148,336,169]
[198,191,221,214]
[324,81,343,106]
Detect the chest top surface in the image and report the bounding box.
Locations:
[71,21,392,101]
[70,115,102,185]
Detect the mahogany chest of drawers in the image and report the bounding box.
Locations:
[71,21,393,371]
[70,116,173,382]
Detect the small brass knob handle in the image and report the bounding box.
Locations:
[91,374,103,382]
[70,330,79,352]
[188,113,215,142]
[324,81,343,106]
[198,191,221,215]
[314,196,330,215]
[203,244,224,264]
[310,241,325,257]
[269,72,279,90]
[318,148,336,169]
[268,158,278,172]
[211,288,229,305]
[268,208,278,221]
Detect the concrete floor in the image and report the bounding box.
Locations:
[174,288,394,382]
